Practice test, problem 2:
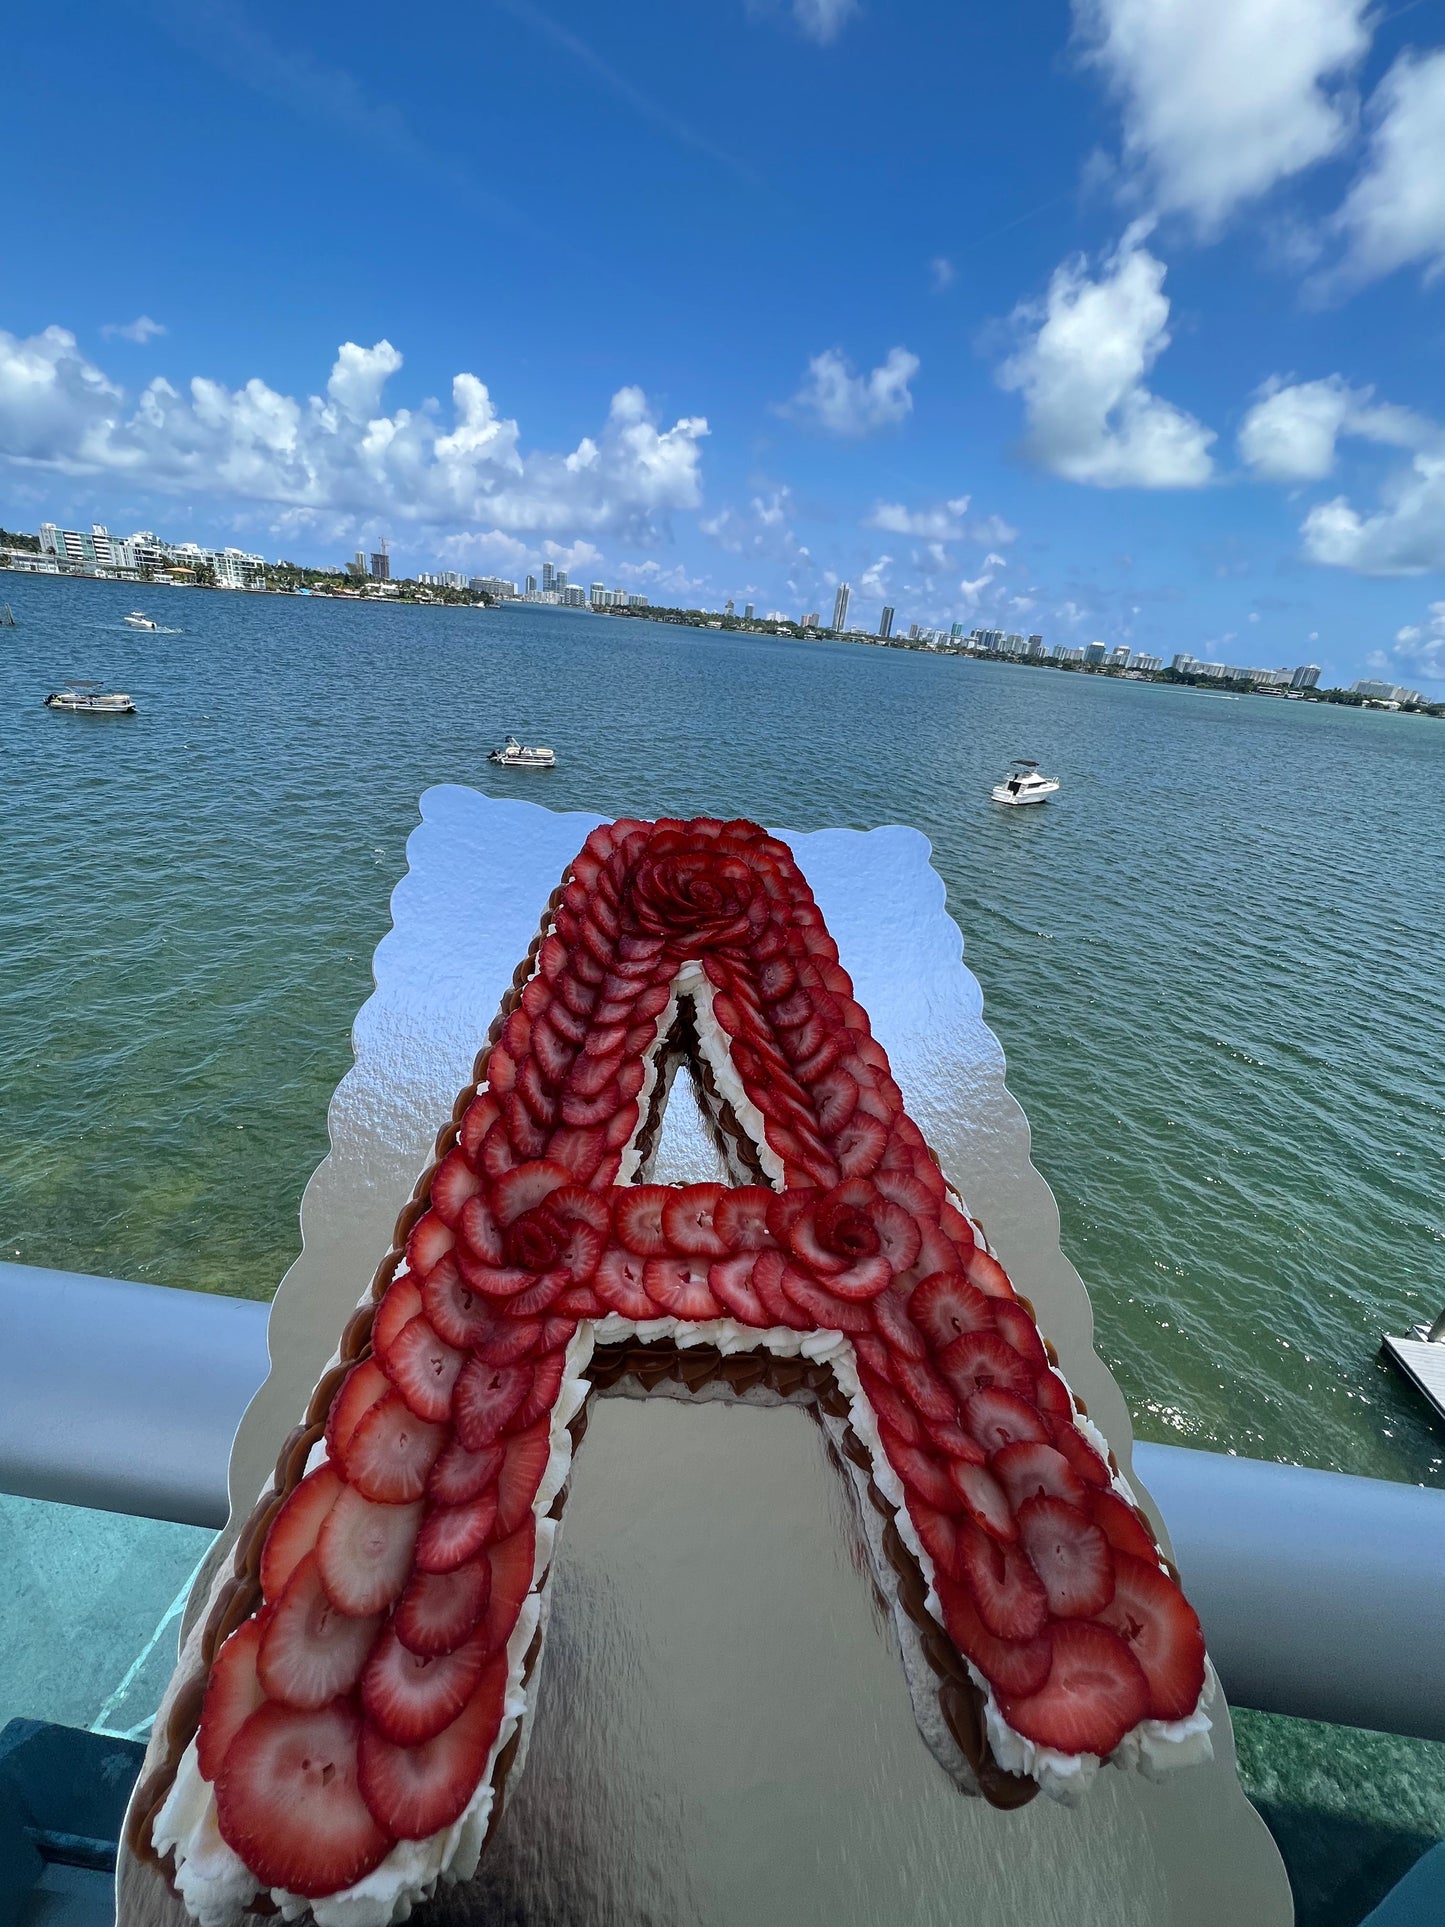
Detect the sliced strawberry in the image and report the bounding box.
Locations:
[934,1571,1053,1698]
[494,1422,552,1536]
[614,1185,673,1255]
[428,1436,504,1508]
[906,1499,960,1579]
[478,1519,538,1656]
[405,1212,455,1281]
[360,1625,496,1756]
[990,1298,1049,1372]
[420,1260,494,1350]
[528,1011,577,1087]
[1097,1552,1206,1720]
[197,1617,266,1782]
[998,1621,1149,1756]
[372,1277,424,1362]
[990,1441,1087,1513]
[458,1092,501,1167]
[660,1183,730,1257]
[549,1124,609,1184]
[708,1253,771,1324]
[256,1553,380,1708]
[261,1465,342,1603]
[955,1520,1048,1640]
[512,1348,568,1428]
[1033,1368,1075,1424]
[819,1252,892,1301]
[458,1194,505,1267]
[749,1247,809,1329]
[1051,1419,1112,1488]
[873,1168,941,1220]
[1089,1489,1160,1562]
[315,1488,423,1616]
[594,1245,654,1318]
[216,1701,390,1898]
[831,1109,887,1177]
[452,1251,535,1302]
[870,1285,927,1360]
[1017,1495,1115,1619]
[857,1370,921,1446]
[358,1654,508,1840]
[909,1273,995,1352]
[939,1330,1034,1403]
[780,1262,875,1333]
[965,1246,1017,1302]
[712,1186,774,1251]
[454,1356,530,1450]
[963,1387,1050,1453]
[394,1554,491,1657]
[341,1392,446,1505]
[415,1491,498,1573]
[949,1461,1018,1543]
[922,1414,987,1465]
[379,1315,465,1424]
[644,1254,722,1319]
[889,1350,957,1424]
[430,1149,481,1228]
[881,1430,960,1513]
[490,1159,573,1227]
[325,1359,389,1461]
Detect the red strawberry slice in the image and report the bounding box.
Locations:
[458,1194,505,1267]
[1033,1368,1075,1425]
[394,1555,492,1657]
[1017,1495,1115,1619]
[990,1298,1049,1372]
[765,1190,813,1243]
[430,1149,481,1228]
[990,1441,1088,1513]
[549,1123,609,1184]
[888,1351,957,1425]
[955,1520,1048,1640]
[920,1414,987,1465]
[341,1392,446,1505]
[494,1422,552,1536]
[644,1255,722,1319]
[1051,1419,1112,1488]
[256,1553,381,1709]
[380,1316,465,1424]
[358,1654,508,1841]
[939,1330,1034,1403]
[708,1253,771,1324]
[423,1261,507,1351]
[453,1249,536,1301]
[478,1519,538,1656]
[858,1369,921,1445]
[934,1572,1053,1698]
[870,1285,927,1360]
[749,1248,809,1330]
[513,1348,568,1429]
[455,1357,531,1450]
[812,1065,860,1136]
[215,1701,390,1899]
[501,1269,569,1318]
[325,1359,390,1461]
[490,1160,572,1227]
[997,1621,1149,1757]
[866,1199,922,1275]
[881,1429,961,1513]
[661,1184,730,1257]
[713,1186,775,1251]
[949,1461,1018,1543]
[361,1624,492,1748]
[873,1168,941,1220]
[1097,1552,1207,1721]
[528,1011,576,1088]
[908,1273,995,1352]
[261,1465,342,1604]
[405,1212,455,1281]
[965,1246,1016,1302]
[906,1500,960,1580]
[832,1109,887,1177]
[1089,1489,1160,1563]
[516,1055,559,1130]
[963,1387,1050,1453]
[819,1251,892,1301]
[197,1617,266,1782]
[613,1185,673,1255]
[458,1092,501,1167]
[469,1316,546,1365]
[316,1488,423,1616]
[415,1491,499,1574]
[428,1436,504,1508]
[594,1246,654,1318]
[372,1276,424,1362]
[780,1262,875,1333]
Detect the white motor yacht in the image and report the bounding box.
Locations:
[991,758,1060,806]
[44,681,137,715]
[124,611,158,630]
[489,734,556,769]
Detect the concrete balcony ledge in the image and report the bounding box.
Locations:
[2,1260,1443,1744]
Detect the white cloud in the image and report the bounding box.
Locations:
[997,226,1215,487]
[0,326,707,540]
[785,346,918,436]
[1238,375,1432,482]
[867,495,972,538]
[1301,452,1445,574]
[930,256,956,291]
[1075,0,1370,231]
[1391,602,1445,682]
[1331,50,1445,288]
[858,554,891,599]
[701,487,814,571]
[791,0,858,44]
[101,316,166,345]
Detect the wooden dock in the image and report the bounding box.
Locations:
[1382,1323,1445,1426]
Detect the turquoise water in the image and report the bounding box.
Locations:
[1,574,1441,1492]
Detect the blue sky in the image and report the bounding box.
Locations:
[5,0,1445,685]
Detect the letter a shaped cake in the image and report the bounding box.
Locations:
[135,817,1215,1926]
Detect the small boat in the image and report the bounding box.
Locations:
[489,734,556,769]
[44,681,137,715]
[124,611,158,630]
[991,759,1060,806]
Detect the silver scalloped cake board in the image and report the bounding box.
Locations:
[118,788,1293,1927]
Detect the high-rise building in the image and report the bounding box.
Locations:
[832,582,850,633]
[908,623,920,641]
[525,574,537,596]
[1107,644,1130,669]
[1084,641,1107,666]
[541,562,555,593]
[744,603,754,622]
[802,611,819,629]
[1171,652,1196,674]
[555,571,568,594]
[590,581,607,607]
[879,605,895,640]
[1291,664,1321,690]
[724,598,735,617]
[369,542,390,581]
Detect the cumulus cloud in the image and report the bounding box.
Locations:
[785,346,918,436]
[791,0,858,44]
[997,226,1215,487]
[1301,452,1445,574]
[930,256,957,291]
[102,316,166,344]
[865,497,1020,547]
[1392,602,1445,682]
[858,555,891,599]
[0,326,707,540]
[1330,50,1445,288]
[1075,0,1370,231]
[701,487,814,572]
[1238,375,1432,481]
